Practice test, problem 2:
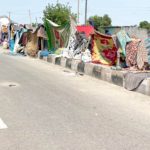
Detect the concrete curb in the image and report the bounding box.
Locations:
[38,54,150,96]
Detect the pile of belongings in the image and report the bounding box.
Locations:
[115,29,150,90]
[12,24,47,57]
[65,30,91,60]
[1,25,8,43]
[6,18,150,71]
[45,18,93,63]
[61,19,93,62]
[116,29,149,70]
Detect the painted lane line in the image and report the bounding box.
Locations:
[0,118,8,129]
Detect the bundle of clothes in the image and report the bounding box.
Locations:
[115,29,149,70]
[8,24,48,57]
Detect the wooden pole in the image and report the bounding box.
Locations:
[36,17,38,26]
[8,12,11,23]
[41,38,44,50]
[85,0,88,25]
[77,0,80,24]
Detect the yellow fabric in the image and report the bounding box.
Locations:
[92,33,117,65]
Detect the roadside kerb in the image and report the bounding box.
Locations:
[39,54,150,96]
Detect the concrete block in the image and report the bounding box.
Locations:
[43,56,48,61]
[77,61,85,73]
[47,54,57,64]
[144,78,150,95]
[60,57,67,67]
[55,57,61,65]
[66,58,72,69]
[37,51,42,59]
[71,59,81,71]
[92,65,102,79]
[84,63,95,76]
[135,78,150,96]
[111,71,124,87]
[101,67,112,83]
[47,54,52,63]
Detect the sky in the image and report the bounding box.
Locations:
[0,0,150,26]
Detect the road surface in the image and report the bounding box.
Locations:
[0,52,150,150]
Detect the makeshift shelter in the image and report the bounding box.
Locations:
[0,16,10,42]
[25,25,47,57]
[45,19,70,52]
[62,20,92,61]
[13,26,27,53]
[113,29,149,70]
[17,25,47,57]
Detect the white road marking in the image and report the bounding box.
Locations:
[0,118,8,129]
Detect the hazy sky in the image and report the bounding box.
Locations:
[0,0,150,25]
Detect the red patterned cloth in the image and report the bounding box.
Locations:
[91,31,117,65]
[137,40,148,70]
[126,39,140,67]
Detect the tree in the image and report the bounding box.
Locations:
[102,15,112,26]
[139,21,150,30]
[43,3,76,26]
[88,14,112,33]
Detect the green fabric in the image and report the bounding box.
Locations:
[45,20,53,51]
[45,19,71,52]
[117,30,131,56]
[54,48,64,55]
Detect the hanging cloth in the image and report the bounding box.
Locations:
[117,29,131,56]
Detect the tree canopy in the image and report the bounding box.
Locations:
[139,21,150,30]
[43,3,76,26]
[88,14,112,32]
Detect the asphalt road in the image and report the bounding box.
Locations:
[0,52,150,150]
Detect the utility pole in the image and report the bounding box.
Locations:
[77,0,80,24]
[28,9,32,27]
[8,12,11,23]
[85,0,88,25]
[36,17,38,26]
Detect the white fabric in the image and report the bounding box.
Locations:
[81,49,92,62]
[46,19,60,27]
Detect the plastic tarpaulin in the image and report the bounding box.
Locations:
[76,26,94,38]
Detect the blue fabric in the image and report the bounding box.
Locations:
[145,38,150,43]
[9,39,15,52]
[40,50,49,57]
[117,30,131,56]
